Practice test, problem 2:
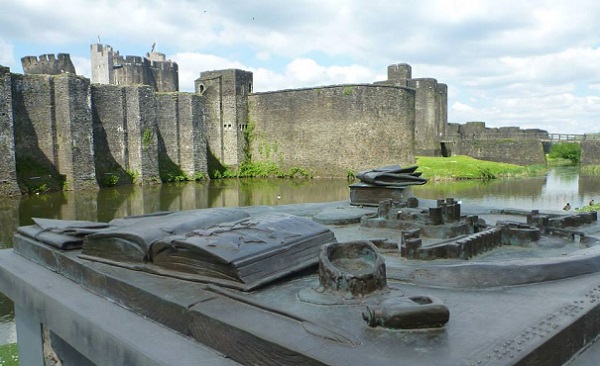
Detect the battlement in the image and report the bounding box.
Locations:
[21,53,76,75]
[91,44,119,57]
[123,55,147,65]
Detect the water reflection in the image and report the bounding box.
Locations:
[2,168,599,248]
[1,178,351,249]
[411,166,599,212]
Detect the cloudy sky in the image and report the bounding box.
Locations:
[1,0,599,134]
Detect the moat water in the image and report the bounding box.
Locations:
[0,166,597,344]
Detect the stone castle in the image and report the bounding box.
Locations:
[90,44,179,92]
[3,43,589,196]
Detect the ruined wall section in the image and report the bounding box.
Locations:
[21,54,76,75]
[53,74,96,190]
[0,66,20,195]
[451,139,546,165]
[447,122,549,140]
[195,69,252,168]
[248,84,416,178]
[447,122,548,165]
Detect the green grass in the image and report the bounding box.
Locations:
[416,155,546,181]
[0,343,18,366]
[576,203,600,212]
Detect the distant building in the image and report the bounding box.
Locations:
[90,43,178,92]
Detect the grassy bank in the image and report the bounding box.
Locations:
[0,343,18,366]
[415,156,546,181]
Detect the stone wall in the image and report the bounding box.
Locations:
[375,65,447,157]
[156,92,207,180]
[446,122,548,165]
[125,86,161,185]
[53,74,96,190]
[248,84,416,177]
[581,140,600,166]
[0,67,20,195]
[195,69,253,167]
[447,122,548,140]
[91,84,131,186]
[21,54,76,75]
[408,78,445,156]
[450,139,546,165]
[90,44,178,92]
[11,73,61,192]
[11,73,96,192]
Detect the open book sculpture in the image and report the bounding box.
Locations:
[18,208,337,290]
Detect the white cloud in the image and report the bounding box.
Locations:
[71,56,90,78]
[0,38,16,69]
[451,102,475,113]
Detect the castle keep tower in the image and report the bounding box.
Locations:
[90,44,178,92]
[195,69,253,167]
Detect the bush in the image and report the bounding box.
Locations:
[548,143,580,164]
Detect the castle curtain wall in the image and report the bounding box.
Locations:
[177,93,206,177]
[91,84,130,185]
[124,86,160,185]
[248,84,416,178]
[0,67,20,195]
[53,74,96,190]
[156,93,207,179]
[11,73,97,192]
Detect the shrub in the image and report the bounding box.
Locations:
[548,143,580,164]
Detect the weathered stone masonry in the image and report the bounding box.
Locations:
[11,72,96,192]
[445,122,548,165]
[1,65,207,195]
[0,52,447,195]
[247,85,415,177]
[0,67,20,196]
[91,85,206,185]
